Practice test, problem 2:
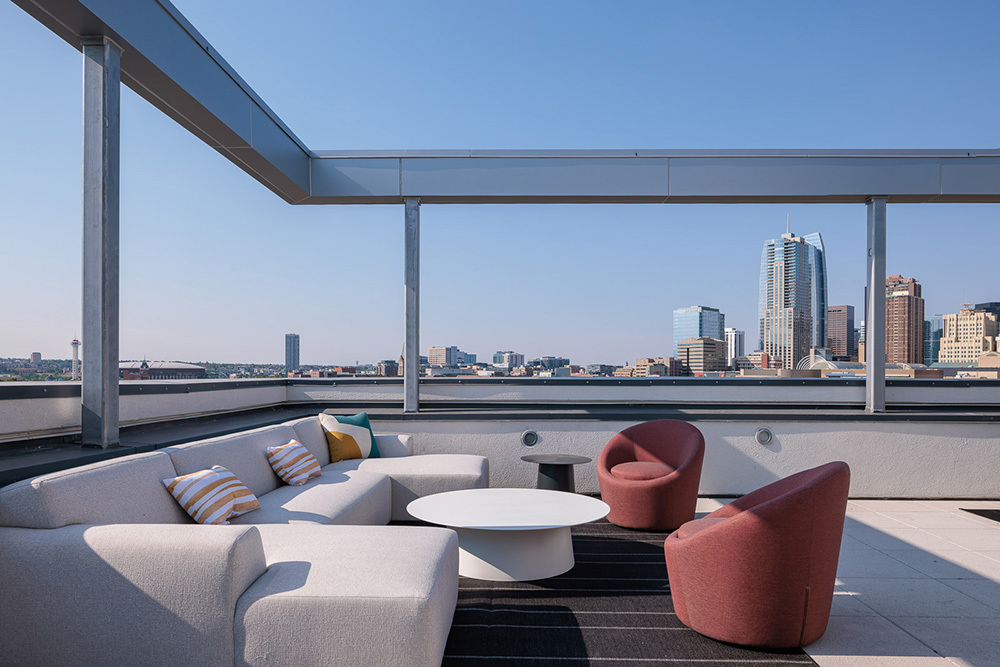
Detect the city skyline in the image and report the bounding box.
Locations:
[2,1,998,366]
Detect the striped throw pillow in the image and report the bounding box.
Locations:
[162,466,258,525]
[266,440,322,486]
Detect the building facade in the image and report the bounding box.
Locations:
[677,337,727,376]
[885,275,925,364]
[939,307,998,364]
[492,351,525,368]
[758,231,826,370]
[826,305,856,358]
[923,315,943,366]
[284,333,300,373]
[724,328,745,368]
[428,346,461,366]
[673,306,725,357]
[634,356,679,376]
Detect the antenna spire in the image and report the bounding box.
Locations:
[786,213,790,235]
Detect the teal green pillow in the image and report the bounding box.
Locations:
[318,411,381,462]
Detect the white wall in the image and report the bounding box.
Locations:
[386,418,1000,498]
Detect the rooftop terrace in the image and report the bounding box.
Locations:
[3,1,999,664]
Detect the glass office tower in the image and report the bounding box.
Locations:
[673,306,725,357]
[758,231,827,369]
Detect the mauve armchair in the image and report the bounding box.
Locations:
[597,420,705,531]
[663,461,851,648]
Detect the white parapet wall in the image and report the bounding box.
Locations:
[387,418,1000,498]
[2,378,998,497]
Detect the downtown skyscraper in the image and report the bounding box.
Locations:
[758,229,827,369]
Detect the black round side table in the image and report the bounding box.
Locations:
[520,454,593,493]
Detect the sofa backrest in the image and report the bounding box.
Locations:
[162,424,300,498]
[283,416,332,466]
[0,451,190,529]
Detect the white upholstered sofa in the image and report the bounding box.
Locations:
[0,414,489,667]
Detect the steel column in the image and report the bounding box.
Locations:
[404,198,420,412]
[865,197,887,413]
[81,36,122,447]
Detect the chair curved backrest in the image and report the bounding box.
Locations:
[598,419,704,476]
[597,420,705,531]
[664,461,850,648]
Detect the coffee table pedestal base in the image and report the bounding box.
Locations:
[455,526,574,581]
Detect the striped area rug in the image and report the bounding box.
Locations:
[443,519,816,666]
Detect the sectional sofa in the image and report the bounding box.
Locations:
[0,414,490,667]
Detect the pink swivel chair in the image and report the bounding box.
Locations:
[597,420,705,531]
[663,461,851,648]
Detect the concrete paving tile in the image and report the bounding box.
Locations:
[837,548,928,578]
[841,534,874,550]
[883,549,1000,580]
[830,587,881,616]
[846,525,961,552]
[852,500,942,512]
[850,513,918,529]
[939,578,1000,613]
[805,615,944,664]
[889,616,1000,667]
[931,529,1000,552]
[838,577,1000,618]
[880,511,991,530]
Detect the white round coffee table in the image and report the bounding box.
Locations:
[407,488,610,581]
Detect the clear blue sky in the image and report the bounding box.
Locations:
[2,1,998,366]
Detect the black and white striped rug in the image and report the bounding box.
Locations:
[443,519,816,666]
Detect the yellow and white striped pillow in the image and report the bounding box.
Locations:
[266,440,322,486]
[162,465,259,525]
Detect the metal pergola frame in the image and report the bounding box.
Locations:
[11,0,1000,445]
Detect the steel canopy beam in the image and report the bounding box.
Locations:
[307,152,1000,205]
[10,0,1000,206]
[12,0,312,203]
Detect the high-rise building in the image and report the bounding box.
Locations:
[30,352,41,364]
[939,306,998,364]
[284,333,300,373]
[71,338,81,380]
[923,315,943,366]
[826,305,855,358]
[677,337,727,376]
[724,328,745,368]
[758,230,827,369]
[885,275,924,364]
[673,306,725,356]
[376,359,399,376]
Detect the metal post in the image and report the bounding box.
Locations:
[865,197,887,413]
[404,198,420,412]
[81,37,123,447]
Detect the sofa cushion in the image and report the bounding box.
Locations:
[163,425,300,498]
[0,451,190,529]
[266,440,322,486]
[328,454,489,521]
[283,416,332,466]
[229,469,391,526]
[237,525,459,667]
[319,412,380,462]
